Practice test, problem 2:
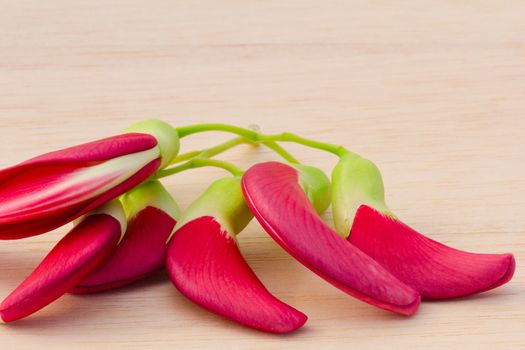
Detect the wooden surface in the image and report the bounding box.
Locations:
[0,1,524,349]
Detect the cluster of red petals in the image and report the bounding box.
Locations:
[0,133,170,322]
[0,133,160,240]
[241,162,420,315]
[72,206,176,293]
[0,133,515,334]
[240,161,515,318]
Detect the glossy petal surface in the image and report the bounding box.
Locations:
[73,206,176,293]
[0,132,160,239]
[242,162,420,315]
[166,216,307,333]
[0,214,121,322]
[349,205,515,300]
[0,133,156,173]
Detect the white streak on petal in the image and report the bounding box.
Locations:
[0,147,159,220]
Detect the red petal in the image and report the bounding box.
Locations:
[72,206,176,293]
[242,162,420,316]
[0,133,157,182]
[0,214,121,322]
[166,216,307,333]
[0,133,158,240]
[349,205,515,300]
[0,158,160,240]
[0,165,122,223]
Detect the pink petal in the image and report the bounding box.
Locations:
[349,205,515,300]
[0,133,157,181]
[0,164,123,223]
[0,158,160,240]
[166,216,307,333]
[72,206,176,293]
[242,162,420,316]
[0,214,121,322]
[0,133,158,240]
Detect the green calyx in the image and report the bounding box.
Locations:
[121,122,390,238]
[331,152,395,238]
[76,199,128,235]
[126,119,180,169]
[120,180,181,221]
[293,164,332,214]
[122,121,394,238]
[170,176,253,240]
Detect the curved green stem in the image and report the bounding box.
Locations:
[261,141,299,164]
[155,158,243,178]
[199,137,254,159]
[177,123,258,140]
[157,135,299,180]
[260,132,349,157]
[170,137,253,166]
[169,150,202,165]
[176,123,351,157]
[171,135,299,166]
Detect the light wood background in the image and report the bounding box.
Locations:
[0,1,524,349]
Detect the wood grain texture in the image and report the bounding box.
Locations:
[0,1,524,348]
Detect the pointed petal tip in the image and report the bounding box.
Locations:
[395,292,421,316]
[167,216,307,333]
[0,301,20,323]
[328,274,421,317]
[0,304,8,323]
[349,205,516,300]
[479,253,515,294]
[268,311,308,334]
[0,214,120,322]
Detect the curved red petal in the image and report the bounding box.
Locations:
[166,216,307,333]
[0,158,160,240]
[0,214,121,322]
[0,133,157,182]
[349,205,515,300]
[242,162,420,316]
[72,206,176,293]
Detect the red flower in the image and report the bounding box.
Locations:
[0,120,178,240]
[241,161,420,316]
[0,201,126,322]
[166,177,307,333]
[332,153,515,299]
[72,180,179,293]
[348,205,515,299]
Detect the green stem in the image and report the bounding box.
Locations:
[177,123,258,140]
[176,123,351,157]
[261,132,349,157]
[155,158,243,178]
[262,141,299,163]
[170,137,252,166]
[200,137,254,158]
[172,135,299,166]
[156,135,299,180]
[169,150,202,165]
